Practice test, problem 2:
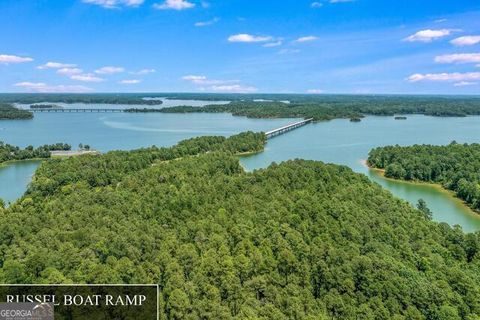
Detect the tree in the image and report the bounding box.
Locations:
[417,199,432,220]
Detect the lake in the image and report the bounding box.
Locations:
[0,112,295,204]
[15,98,229,110]
[1,112,480,232]
[0,160,40,205]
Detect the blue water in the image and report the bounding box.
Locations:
[241,115,480,232]
[1,113,480,232]
[0,160,40,206]
[0,113,296,151]
[0,112,295,203]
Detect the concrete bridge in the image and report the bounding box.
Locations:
[30,108,124,113]
[265,118,313,139]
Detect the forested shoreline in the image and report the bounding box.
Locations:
[0,142,72,164]
[0,132,479,319]
[3,94,480,121]
[0,103,33,120]
[368,142,480,212]
[158,96,480,121]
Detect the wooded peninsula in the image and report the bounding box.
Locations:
[368,142,480,213]
[0,142,71,163]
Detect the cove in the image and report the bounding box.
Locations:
[241,115,480,233]
[0,160,41,205]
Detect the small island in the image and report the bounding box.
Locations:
[30,104,63,109]
[124,108,164,113]
[350,117,362,122]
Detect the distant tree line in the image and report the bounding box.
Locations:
[0,104,33,120]
[158,96,480,121]
[124,108,163,113]
[368,142,480,211]
[3,94,480,121]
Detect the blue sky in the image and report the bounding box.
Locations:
[1,0,479,94]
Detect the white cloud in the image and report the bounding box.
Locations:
[307,89,324,94]
[294,36,318,43]
[82,0,144,9]
[454,81,477,87]
[403,29,454,42]
[407,72,480,82]
[182,75,208,83]
[195,17,219,27]
[228,34,272,43]
[311,2,323,8]
[153,0,195,10]
[435,53,480,64]
[119,79,141,84]
[182,75,238,85]
[209,85,257,93]
[95,66,125,74]
[263,41,283,47]
[37,62,76,69]
[451,36,480,47]
[14,82,92,93]
[0,54,33,64]
[14,82,48,90]
[131,68,156,75]
[71,73,105,82]
[57,68,83,76]
[182,75,256,93]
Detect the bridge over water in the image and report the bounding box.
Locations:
[265,118,313,139]
[30,108,124,113]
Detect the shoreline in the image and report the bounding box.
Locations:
[236,149,264,157]
[0,158,44,168]
[361,159,480,217]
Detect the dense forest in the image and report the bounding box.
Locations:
[0,132,479,319]
[368,142,480,212]
[159,96,480,121]
[0,142,71,163]
[0,94,163,105]
[0,103,33,120]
